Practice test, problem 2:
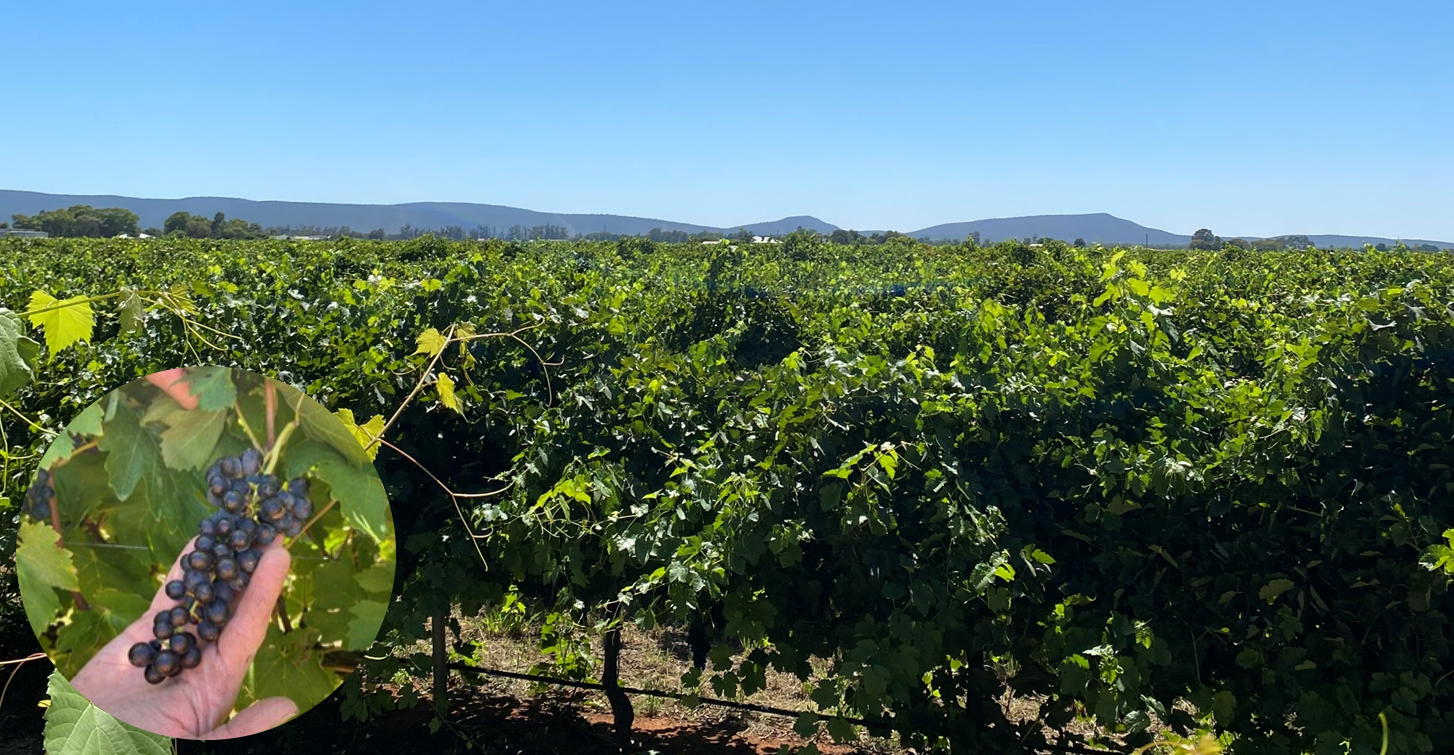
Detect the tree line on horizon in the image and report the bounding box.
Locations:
[7,205,1450,253]
[1188,227,1448,253]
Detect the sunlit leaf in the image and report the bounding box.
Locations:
[27,291,94,356]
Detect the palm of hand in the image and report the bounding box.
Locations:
[71,537,298,739]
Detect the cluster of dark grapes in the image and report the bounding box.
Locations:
[128,448,314,684]
[25,468,55,520]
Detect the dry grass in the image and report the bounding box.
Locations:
[389,608,1195,754]
[393,609,901,753]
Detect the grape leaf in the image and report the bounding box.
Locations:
[304,561,363,645]
[158,407,227,470]
[1212,690,1237,726]
[437,372,462,413]
[117,289,144,334]
[140,393,182,426]
[67,401,106,437]
[44,670,172,755]
[355,563,396,594]
[0,308,40,397]
[17,519,81,636]
[296,395,370,466]
[100,403,206,560]
[51,448,115,522]
[181,365,237,411]
[335,408,385,461]
[414,327,448,357]
[27,291,95,356]
[347,600,389,651]
[1258,579,1295,602]
[71,545,152,609]
[135,468,207,563]
[826,716,857,743]
[282,440,388,543]
[55,591,150,677]
[98,402,155,501]
[41,402,106,469]
[246,625,339,711]
[40,435,77,471]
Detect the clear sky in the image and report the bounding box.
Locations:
[3,1,1450,240]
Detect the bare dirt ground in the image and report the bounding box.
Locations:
[438,613,900,754]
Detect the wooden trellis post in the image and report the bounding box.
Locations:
[433,610,448,719]
[601,623,633,747]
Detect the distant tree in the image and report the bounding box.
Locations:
[367,228,387,240]
[733,227,755,243]
[75,215,102,237]
[1281,235,1313,249]
[211,212,226,237]
[1073,237,1086,248]
[31,209,77,237]
[143,227,162,237]
[184,217,212,238]
[96,207,139,236]
[1415,243,1439,252]
[164,211,191,235]
[1251,238,1282,251]
[1375,243,1388,252]
[220,218,265,239]
[1189,228,1221,251]
[1224,238,1249,250]
[0,222,8,229]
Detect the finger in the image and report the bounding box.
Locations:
[215,543,290,672]
[198,697,298,740]
[146,368,200,410]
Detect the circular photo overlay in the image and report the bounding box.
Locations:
[14,366,396,739]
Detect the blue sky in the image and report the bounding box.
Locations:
[3,1,1451,239]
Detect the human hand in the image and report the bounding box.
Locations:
[70,535,298,739]
[145,368,200,411]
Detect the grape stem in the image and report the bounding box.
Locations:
[371,437,512,571]
[261,390,306,475]
[233,402,264,451]
[262,421,297,477]
[296,498,337,545]
[0,653,49,716]
[264,382,277,448]
[58,440,99,461]
[0,397,56,437]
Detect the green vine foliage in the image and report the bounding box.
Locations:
[12,366,396,721]
[42,669,171,755]
[2,237,1453,755]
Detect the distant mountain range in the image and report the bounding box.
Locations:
[2,190,1449,249]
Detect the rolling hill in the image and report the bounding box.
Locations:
[0,190,838,239]
[908,213,1192,245]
